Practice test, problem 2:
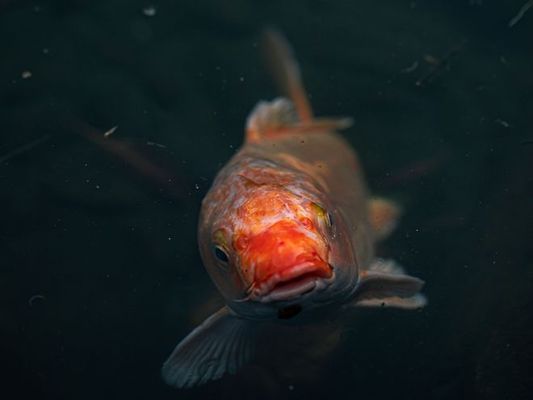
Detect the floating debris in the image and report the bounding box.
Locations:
[415,40,467,87]
[21,70,32,79]
[0,135,50,163]
[68,118,184,199]
[142,5,157,17]
[103,125,118,137]
[423,54,440,65]
[146,141,167,148]
[400,60,419,74]
[28,294,46,307]
[495,118,511,128]
[509,0,533,27]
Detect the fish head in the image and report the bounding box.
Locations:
[200,181,355,319]
[234,196,334,304]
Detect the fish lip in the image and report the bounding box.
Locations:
[250,262,334,303]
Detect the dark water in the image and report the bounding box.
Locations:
[1,1,532,399]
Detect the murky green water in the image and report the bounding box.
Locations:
[1,1,531,399]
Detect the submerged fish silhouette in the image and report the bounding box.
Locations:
[162,30,427,388]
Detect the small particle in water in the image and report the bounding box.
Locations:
[195,183,200,190]
[0,135,50,163]
[142,5,157,17]
[239,76,245,82]
[400,60,419,74]
[103,125,118,137]
[288,384,294,391]
[509,0,533,27]
[95,184,100,190]
[495,118,511,128]
[28,294,46,307]
[21,70,32,79]
[146,141,167,148]
[168,237,172,241]
[42,48,49,54]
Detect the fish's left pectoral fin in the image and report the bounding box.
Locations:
[368,197,402,240]
[161,306,255,389]
[352,259,427,310]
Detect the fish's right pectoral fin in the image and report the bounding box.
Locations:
[368,197,402,240]
[161,306,255,389]
[352,259,427,310]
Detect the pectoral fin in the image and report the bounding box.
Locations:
[161,307,255,388]
[368,197,402,240]
[353,259,427,309]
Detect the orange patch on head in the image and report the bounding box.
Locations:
[239,220,330,285]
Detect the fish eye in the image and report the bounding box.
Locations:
[326,212,333,227]
[213,245,229,264]
[311,202,333,229]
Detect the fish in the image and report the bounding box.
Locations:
[162,30,427,389]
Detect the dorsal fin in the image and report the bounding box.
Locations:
[261,28,313,122]
[245,98,352,142]
[245,97,298,142]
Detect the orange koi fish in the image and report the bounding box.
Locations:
[162,30,426,388]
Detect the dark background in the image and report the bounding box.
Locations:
[1,0,532,399]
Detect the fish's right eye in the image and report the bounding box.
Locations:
[213,245,229,264]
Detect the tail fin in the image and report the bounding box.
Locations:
[261,28,313,123]
[245,30,352,142]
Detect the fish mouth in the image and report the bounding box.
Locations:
[250,262,334,303]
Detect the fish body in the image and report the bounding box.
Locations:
[162,31,426,388]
